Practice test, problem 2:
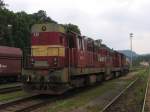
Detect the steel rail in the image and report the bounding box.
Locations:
[100,77,139,112]
[0,85,22,94]
[141,70,150,112]
[15,97,56,112]
[0,94,56,112]
[0,95,38,109]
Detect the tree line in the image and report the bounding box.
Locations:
[133,54,150,66]
[0,0,81,50]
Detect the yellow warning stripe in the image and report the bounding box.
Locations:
[31,45,65,57]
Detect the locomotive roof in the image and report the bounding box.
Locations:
[0,46,22,57]
[68,31,82,38]
[31,23,65,33]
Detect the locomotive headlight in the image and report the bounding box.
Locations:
[53,57,58,65]
[54,57,57,61]
[31,58,35,64]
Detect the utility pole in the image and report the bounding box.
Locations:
[130,33,133,68]
[7,24,14,47]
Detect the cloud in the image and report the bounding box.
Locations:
[4,0,150,54]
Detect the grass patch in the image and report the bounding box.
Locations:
[48,70,145,112]
[85,69,149,112]
[0,83,20,89]
[131,68,150,111]
[0,91,28,102]
[48,82,116,112]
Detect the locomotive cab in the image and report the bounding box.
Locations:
[22,23,70,94]
[31,24,66,69]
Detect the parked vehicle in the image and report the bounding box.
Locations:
[0,46,22,83]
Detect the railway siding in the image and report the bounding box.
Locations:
[100,69,149,112]
[32,71,143,112]
[0,95,42,112]
[0,70,146,112]
[142,69,150,112]
[0,85,22,94]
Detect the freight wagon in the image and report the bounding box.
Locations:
[0,46,22,83]
[22,23,129,94]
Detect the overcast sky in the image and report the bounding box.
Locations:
[4,0,150,54]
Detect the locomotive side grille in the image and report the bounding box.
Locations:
[34,61,49,67]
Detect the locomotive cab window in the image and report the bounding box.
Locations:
[77,36,84,50]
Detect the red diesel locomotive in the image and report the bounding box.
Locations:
[22,23,129,94]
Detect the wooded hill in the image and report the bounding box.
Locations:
[119,50,150,66]
[0,0,81,50]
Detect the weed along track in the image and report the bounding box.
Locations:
[0,70,146,112]
[0,95,57,112]
[0,85,22,94]
[101,78,139,112]
[0,87,96,112]
[101,69,149,112]
[29,71,143,112]
[142,69,150,112]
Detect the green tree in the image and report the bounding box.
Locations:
[133,55,150,66]
[62,23,81,34]
[0,8,15,46]
[0,9,57,49]
[0,5,82,58]
[32,10,57,24]
[0,0,5,9]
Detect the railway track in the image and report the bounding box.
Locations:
[100,77,139,112]
[0,94,56,112]
[142,70,150,112]
[0,72,142,112]
[0,85,22,94]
